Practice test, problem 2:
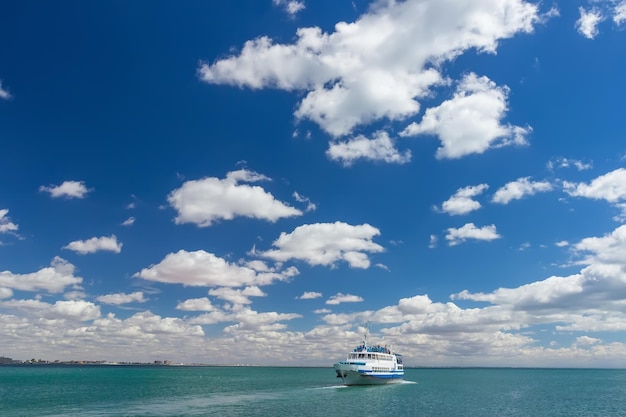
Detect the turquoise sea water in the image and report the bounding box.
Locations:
[1,366,626,416]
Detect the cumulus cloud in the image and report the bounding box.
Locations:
[451,225,626,316]
[199,0,540,138]
[258,221,384,268]
[0,209,18,233]
[209,286,266,306]
[0,287,14,299]
[439,184,489,215]
[326,293,364,305]
[50,300,101,321]
[91,311,206,339]
[563,168,626,203]
[573,224,626,267]
[576,7,604,39]
[492,177,553,204]
[7,227,626,367]
[0,299,100,323]
[134,249,298,287]
[273,0,305,16]
[63,235,122,255]
[327,131,411,166]
[575,1,626,38]
[176,297,216,312]
[7,225,626,367]
[453,274,587,310]
[39,180,91,199]
[0,308,209,363]
[575,335,602,347]
[168,169,302,227]
[297,291,322,300]
[0,257,82,293]
[445,223,500,246]
[96,291,146,305]
[190,307,301,333]
[401,73,530,159]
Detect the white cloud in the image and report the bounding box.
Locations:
[39,180,90,199]
[453,274,586,309]
[326,293,364,305]
[176,297,216,312]
[563,168,626,203]
[96,311,205,338]
[547,157,592,171]
[190,307,301,332]
[492,177,553,204]
[575,335,601,347]
[168,169,302,227]
[321,311,372,325]
[573,224,626,267]
[121,217,135,226]
[134,249,298,287]
[615,1,626,24]
[439,184,489,215]
[1,298,101,322]
[445,223,500,246]
[0,287,13,299]
[576,7,604,39]
[258,221,384,268]
[565,168,626,221]
[451,225,626,316]
[574,1,626,38]
[326,131,411,166]
[63,235,122,255]
[7,227,626,367]
[0,257,82,293]
[0,209,18,233]
[209,286,266,306]
[273,0,305,16]
[293,191,317,212]
[96,291,146,305]
[199,0,540,138]
[0,80,12,100]
[64,290,86,300]
[0,308,207,363]
[401,73,530,159]
[297,291,322,300]
[50,300,101,321]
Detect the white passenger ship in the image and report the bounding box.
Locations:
[333,330,404,385]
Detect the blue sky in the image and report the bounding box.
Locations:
[1,0,626,367]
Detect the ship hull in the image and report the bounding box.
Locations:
[334,363,404,386]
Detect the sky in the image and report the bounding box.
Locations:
[1,0,626,367]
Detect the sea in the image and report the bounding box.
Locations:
[1,366,626,417]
